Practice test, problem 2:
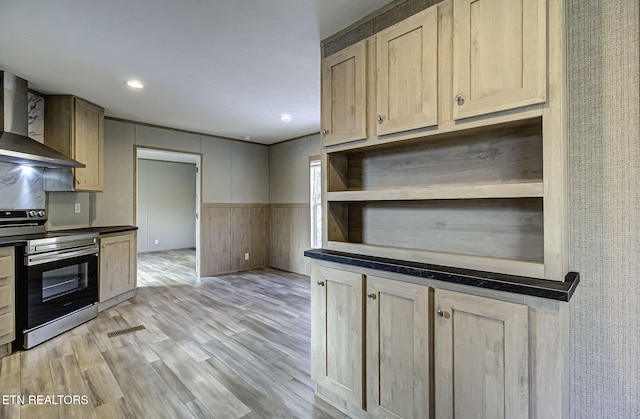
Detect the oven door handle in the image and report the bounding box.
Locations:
[26,245,99,266]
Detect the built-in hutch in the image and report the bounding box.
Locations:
[307,0,575,417]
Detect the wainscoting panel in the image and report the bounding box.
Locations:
[200,204,269,276]
[270,204,310,276]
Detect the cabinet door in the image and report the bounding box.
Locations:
[452,0,546,120]
[321,40,367,146]
[376,5,438,136]
[99,233,137,302]
[74,98,104,191]
[366,276,431,419]
[0,248,15,345]
[310,265,364,408]
[435,289,528,419]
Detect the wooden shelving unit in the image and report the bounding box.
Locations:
[323,115,551,278]
[312,0,572,416]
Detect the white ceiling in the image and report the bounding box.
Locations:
[0,0,394,145]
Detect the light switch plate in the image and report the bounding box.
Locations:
[74,203,81,214]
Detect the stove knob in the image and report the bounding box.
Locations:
[37,210,46,217]
[28,210,37,217]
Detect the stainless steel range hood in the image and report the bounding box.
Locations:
[0,71,84,168]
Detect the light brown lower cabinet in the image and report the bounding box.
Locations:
[311,265,365,408]
[434,289,529,419]
[310,263,566,419]
[311,265,431,418]
[0,247,15,357]
[366,275,431,419]
[99,232,137,303]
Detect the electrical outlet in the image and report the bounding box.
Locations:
[244,252,249,260]
[74,203,81,214]
[154,239,159,245]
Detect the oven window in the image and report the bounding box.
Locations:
[42,263,89,301]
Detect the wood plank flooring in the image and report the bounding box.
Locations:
[0,249,346,419]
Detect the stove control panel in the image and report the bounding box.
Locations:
[0,209,47,238]
[0,209,47,222]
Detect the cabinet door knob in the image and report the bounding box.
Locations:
[377,115,384,124]
[321,128,329,136]
[455,94,465,105]
[317,280,325,286]
[367,292,377,300]
[437,309,445,318]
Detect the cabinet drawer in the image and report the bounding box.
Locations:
[0,284,12,309]
[0,255,12,278]
[0,312,13,337]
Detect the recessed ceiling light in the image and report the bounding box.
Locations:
[280,114,292,122]
[126,80,144,89]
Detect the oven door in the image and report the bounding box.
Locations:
[25,250,98,330]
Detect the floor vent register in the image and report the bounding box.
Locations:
[107,325,146,338]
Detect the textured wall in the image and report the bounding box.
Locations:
[323,0,440,57]
[567,0,640,417]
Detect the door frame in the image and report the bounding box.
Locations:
[134,146,203,276]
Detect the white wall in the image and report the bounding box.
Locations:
[200,139,270,203]
[91,119,135,227]
[137,159,196,253]
[269,133,321,204]
[268,133,321,275]
[89,119,270,228]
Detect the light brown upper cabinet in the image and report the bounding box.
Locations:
[376,5,438,135]
[45,95,104,191]
[321,40,367,147]
[452,0,547,120]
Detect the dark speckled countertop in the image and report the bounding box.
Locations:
[304,248,579,302]
[0,225,137,247]
[52,225,138,235]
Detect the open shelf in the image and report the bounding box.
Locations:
[327,118,543,193]
[326,181,543,201]
[326,241,546,279]
[327,198,544,265]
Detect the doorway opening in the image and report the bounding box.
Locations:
[135,147,202,276]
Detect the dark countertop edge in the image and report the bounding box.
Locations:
[304,249,580,302]
[0,226,138,247]
[52,225,138,235]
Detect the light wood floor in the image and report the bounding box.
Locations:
[0,249,346,419]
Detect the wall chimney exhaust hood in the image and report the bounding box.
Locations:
[0,71,84,169]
